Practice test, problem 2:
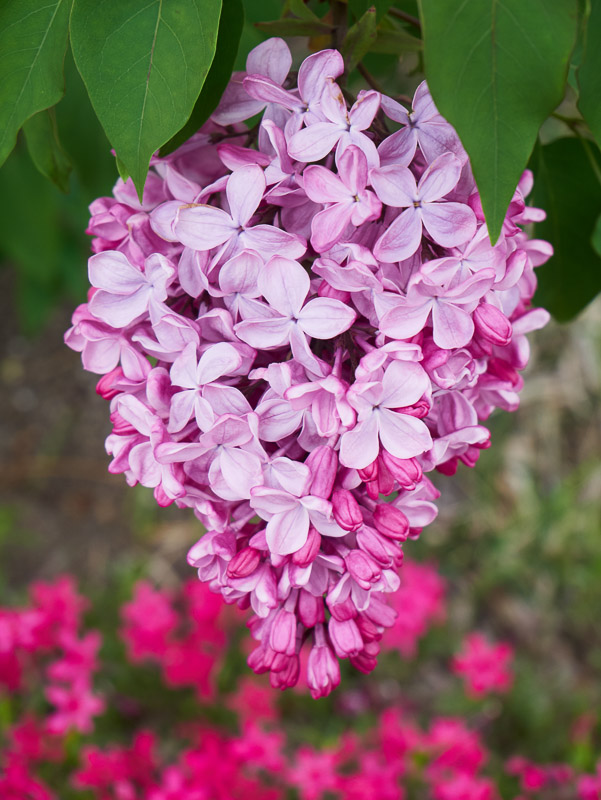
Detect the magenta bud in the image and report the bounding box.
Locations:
[366,479,380,501]
[269,608,296,656]
[306,446,338,499]
[376,457,395,495]
[292,526,321,567]
[298,589,325,628]
[355,615,380,642]
[332,489,363,531]
[358,460,378,482]
[356,527,395,568]
[307,641,340,699]
[345,550,381,589]
[363,594,397,629]
[270,654,300,689]
[474,303,512,346]
[373,504,410,541]
[380,452,422,490]
[96,367,123,399]
[318,279,351,303]
[227,546,261,579]
[328,617,363,658]
[327,594,356,622]
[349,639,380,674]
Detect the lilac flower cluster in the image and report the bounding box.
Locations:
[65,39,551,697]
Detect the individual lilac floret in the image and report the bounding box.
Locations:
[65,38,552,697]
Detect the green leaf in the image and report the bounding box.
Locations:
[420,0,578,243]
[532,137,601,321]
[343,7,378,72]
[578,0,601,150]
[70,0,222,198]
[371,20,422,54]
[0,0,72,167]
[591,212,601,259]
[161,0,244,155]
[23,108,72,192]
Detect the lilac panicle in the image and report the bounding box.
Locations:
[66,37,551,697]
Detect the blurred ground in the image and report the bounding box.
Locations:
[0,269,197,594]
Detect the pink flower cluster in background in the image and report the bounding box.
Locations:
[452,632,514,698]
[65,38,551,694]
[1,573,599,799]
[0,576,104,738]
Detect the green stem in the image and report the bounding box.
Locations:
[580,137,601,190]
[389,6,422,31]
[331,1,348,55]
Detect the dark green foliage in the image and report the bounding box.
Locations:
[532,137,601,321]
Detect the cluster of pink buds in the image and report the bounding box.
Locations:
[65,38,551,697]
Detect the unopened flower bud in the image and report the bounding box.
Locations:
[328,617,363,658]
[292,527,321,567]
[227,546,261,579]
[373,503,410,540]
[298,589,325,628]
[474,302,512,346]
[332,489,363,531]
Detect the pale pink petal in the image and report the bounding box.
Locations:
[149,201,181,242]
[240,225,306,259]
[288,122,343,162]
[88,251,144,293]
[243,74,302,110]
[444,269,495,304]
[337,145,368,195]
[174,205,235,250]
[298,297,356,339]
[418,121,465,164]
[250,486,299,517]
[196,342,242,384]
[380,94,410,124]
[369,165,416,207]
[89,286,150,327]
[379,299,432,339]
[418,152,462,202]
[219,250,262,295]
[258,256,309,317]
[227,165,266,227]
[235,317,292,348]
[211,75,265,126]
[377,128,416,167]
[218,447,264,499]
[168,389,197,432]
[266,504,310,556]
[170,342,199,388]
[381,361,430,408]
[298,49,344,102]
[377,408,432,459]
[431,301,474,349]
[303,165,351,204]
[193,395,216,432]
[339,412,379,470]
[247,37,292,83]
[310,203,355,252]
[129,442,160,487]
[421,202,477,248]
[82,338,120,373]
[178,247,208,298]
[373,206,422,262]
[349,90,380,130]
